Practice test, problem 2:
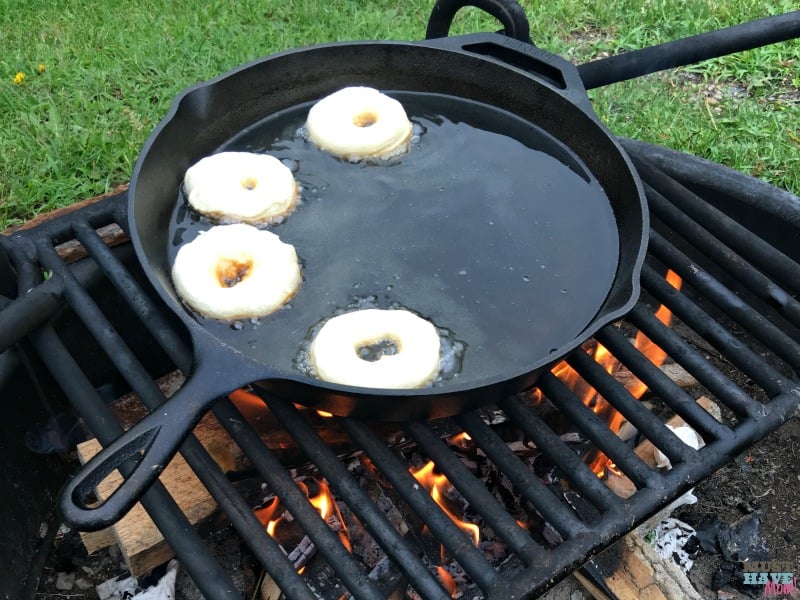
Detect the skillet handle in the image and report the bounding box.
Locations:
[423,33,595,115]
[59,359,253,531]
[426,0,531,43]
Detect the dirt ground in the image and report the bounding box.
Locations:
[674,414,800,599]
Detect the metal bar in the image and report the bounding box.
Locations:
[339,417,498,592]
[536,372,663,491]
[456,411,590,539]
[29,327,240,599]
[648,230,800,372]
[641,264,791,397]
[212,399,386,600]
[177,427,318,600]
[261,393,451,600]
[629,153,800,293]
[622,139,800,232]
[578,12,800,89]
[594,327,731,441]
[499,394,623,514]
[35,240,184,413]
[404,420,544,564]
[33,238,316,597]
[72,221,193,373]
[643,182,800,329]
[0,278,64,353]
[627,305,763,417]
[0,234,42,294]
[566,349,698,467]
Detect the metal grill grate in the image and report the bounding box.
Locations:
[2,142,799,599]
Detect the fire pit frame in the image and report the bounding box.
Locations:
[2,137,799,598]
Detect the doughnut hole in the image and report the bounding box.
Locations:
[356,336,400,362]
[216,256,253,288]
[353,111,378,128]
[241,176,258,191]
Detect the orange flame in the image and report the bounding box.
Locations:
[543,270,683,476]
[254,478,351,554]
[437,566,458,598]
[254,497,283,537]
[301,479,352,552]
[410,461,480,545]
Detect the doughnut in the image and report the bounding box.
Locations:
[171,224,301,320]
[183,152,298,224]
[306,87,413,161]
[309,309,441,389]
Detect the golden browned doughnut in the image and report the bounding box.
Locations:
[172,224,301,320]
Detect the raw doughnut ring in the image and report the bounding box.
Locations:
[310,309,441,389]
[306,87,413,160]
[183,152,298,224]
[172,224,301,320]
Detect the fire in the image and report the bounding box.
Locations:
[254,478,351,553]
[545,270,683,477]
[254,497,283,537]
[437,566,458,598]
[410,461,480,546]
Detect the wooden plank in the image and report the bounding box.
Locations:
[77,417,221,576]
[2,184,128,235]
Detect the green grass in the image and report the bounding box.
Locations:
[1,0,798,229]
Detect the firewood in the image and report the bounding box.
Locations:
[574,534,702,600]
[575,396,720,600]
[76,436,218,577]
[604,396,720,499]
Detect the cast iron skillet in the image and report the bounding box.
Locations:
[60,31,648,529]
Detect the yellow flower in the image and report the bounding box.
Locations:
[12,72,25,85]
[37,63,46,73]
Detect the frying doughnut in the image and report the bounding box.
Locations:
[306,87,413,160]
[309,309,441,389]
[183,152,298,224]
[172,224,301,320]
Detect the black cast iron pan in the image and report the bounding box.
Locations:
[60,30,647,529]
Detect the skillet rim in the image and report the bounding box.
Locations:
[128,35,648,400]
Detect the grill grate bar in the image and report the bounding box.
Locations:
[627,304,763,416]
[643,183,800,329]
[339,417,497,592]
[594,326,732,441]
[566,348,698,466]
[171,415,319,600]
[260,392,451,600]
[28,326,241,599]
[641,264,791,397]
[536,373,661,490]
[404,420,544,564]
[648,230,800,372]
[456,411,591,539]
[33,239,183,410]
[212,398,387,600]
[630,155,800,294]
[35,218,317,599]
[499,394,623,513]
[71,221,193,373]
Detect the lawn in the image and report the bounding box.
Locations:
[1,0,798,229]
